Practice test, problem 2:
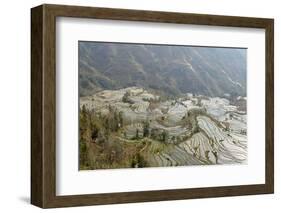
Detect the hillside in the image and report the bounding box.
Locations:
[79,87,247,169]
[79,42,247,98]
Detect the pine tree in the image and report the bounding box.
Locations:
[143,120,150,137]
[136,129,139,139]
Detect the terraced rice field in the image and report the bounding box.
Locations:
[80,87,247,168]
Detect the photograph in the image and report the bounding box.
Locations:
[78,41,247,170]
[29,3,274,208]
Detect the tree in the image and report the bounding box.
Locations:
[162,130,169,143]
[136,129,140,139]
[143,120,150,137]
[113,110,119,131]
[122,91,133,104]
[118,111,124,127]
[105,105,120,132]
[131,153,147,168]
[79,105,91,142]
[91,124,99,140]
[81,104,87,115]
[79,139,89,169]
[212,151,218,164]
[150,128,157,140]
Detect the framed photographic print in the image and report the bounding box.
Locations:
[31,4,274,208]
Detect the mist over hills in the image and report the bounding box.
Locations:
[79,42,246,98]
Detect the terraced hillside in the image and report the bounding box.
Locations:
[79,87,247,170]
